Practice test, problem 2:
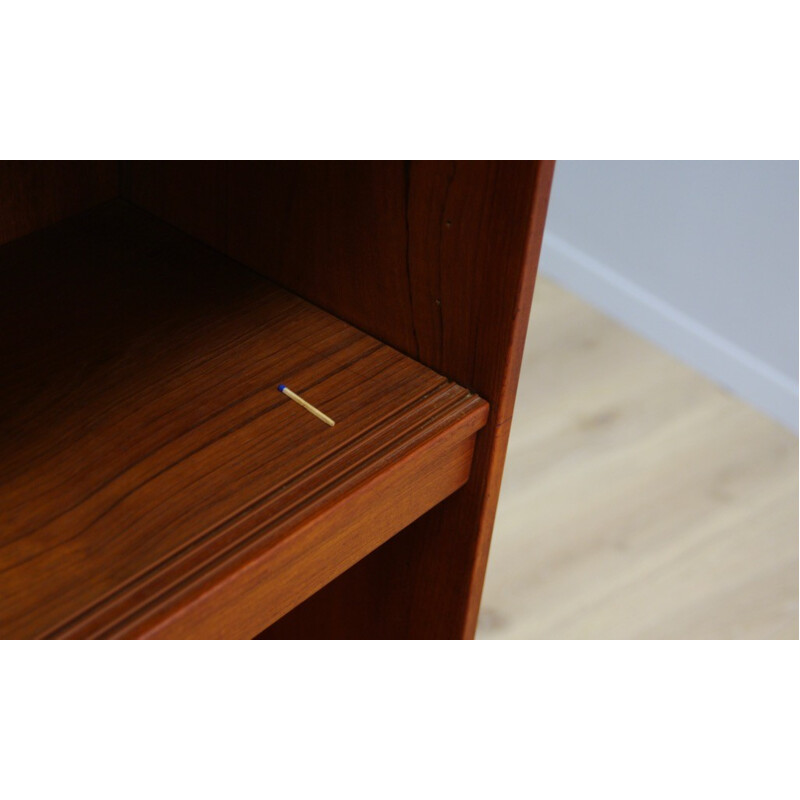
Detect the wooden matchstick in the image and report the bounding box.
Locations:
[277,384,335,426]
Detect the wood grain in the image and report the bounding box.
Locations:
[0,161,117,246]
[0,200,487,639]
[122,161,555,638]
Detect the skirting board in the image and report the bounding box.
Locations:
[539,232,799,434]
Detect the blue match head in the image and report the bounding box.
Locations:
[277,383,286,392]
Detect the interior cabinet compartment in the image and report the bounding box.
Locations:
[0,160,554,639]
[0,198,486,638]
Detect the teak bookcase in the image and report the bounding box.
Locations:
[0,161,554,639]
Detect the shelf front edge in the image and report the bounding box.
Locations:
[52,390,488,639]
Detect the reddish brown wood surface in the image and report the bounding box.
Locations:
[0,200,487,639]
[115,419,480,639]
[263,162,555,638]
[122,161,554,638]
[0,161,117,246]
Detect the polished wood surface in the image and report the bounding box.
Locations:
[477,279,798,639]
[0,200,487,638]
[122,161,555,638]
[264,162,555,637]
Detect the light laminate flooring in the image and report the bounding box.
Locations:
[477,278,798,639]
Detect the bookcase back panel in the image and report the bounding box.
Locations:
[0,161,117,247]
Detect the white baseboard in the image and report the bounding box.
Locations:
[539,232,799,433]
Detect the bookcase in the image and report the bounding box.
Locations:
[0,161,553,638]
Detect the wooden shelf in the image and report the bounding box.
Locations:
[0,201,488,639]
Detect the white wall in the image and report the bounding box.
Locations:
[539,161,799,432]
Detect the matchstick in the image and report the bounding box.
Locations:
[277,384,335,426]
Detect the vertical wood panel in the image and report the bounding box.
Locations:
[226,161,422,359]
[119,161,228,252]
[123,161,422,358]
[0,161,117,247]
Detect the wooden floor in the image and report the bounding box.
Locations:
[477,278,798,639]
